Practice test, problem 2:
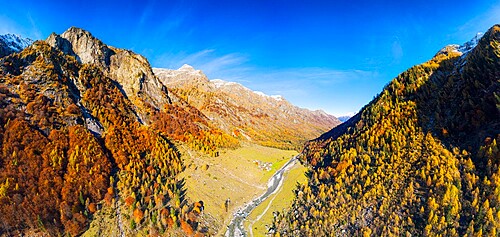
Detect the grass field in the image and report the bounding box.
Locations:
[244,161,308,237]
[177,143,298,236]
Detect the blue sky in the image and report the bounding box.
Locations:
[1,0,500,116]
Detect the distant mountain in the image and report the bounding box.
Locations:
[272,25,500,236]
[446,32,483,55]
[337,114,354,123]
[0,33,33,58]
[154,65,341,150]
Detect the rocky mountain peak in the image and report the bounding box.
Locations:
[458,32,484,54]
[46,27,170,110]
[47,26,113,67]
[435,29,490,59]
[474,24,500,52]
[64,26,91,35]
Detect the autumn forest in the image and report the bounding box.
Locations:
[0,18,499,237]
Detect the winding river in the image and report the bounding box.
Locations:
[225,155,298,237]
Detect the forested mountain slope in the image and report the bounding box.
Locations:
[272,25,500,236]
[0,27,224,236]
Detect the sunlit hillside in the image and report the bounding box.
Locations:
[272,25,500,236]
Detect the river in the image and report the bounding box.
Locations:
[224,155,298,237]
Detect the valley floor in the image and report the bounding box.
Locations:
[243,161,307,236]
[177,143,298,236]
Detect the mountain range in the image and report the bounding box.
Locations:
[272,24,500,236]
[337,115,353,123]
[0,27,338,236]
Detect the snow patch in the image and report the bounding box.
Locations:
[178,64,196,71]
[271,95,284,101]
[153,64,204,79]
[211,79,238,88]
[253,91,266,97]
[254,91,284,101]
[452,32,484,55]
[211,78,286,102]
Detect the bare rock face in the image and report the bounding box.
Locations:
[46,27,169,110]
[58,27,112,67]
[107,47,170,108]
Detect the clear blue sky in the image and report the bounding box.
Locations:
[1,0,499,116]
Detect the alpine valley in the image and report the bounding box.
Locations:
[0,17,499,237]
[0,27,338,236]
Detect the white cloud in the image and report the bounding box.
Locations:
[391,38,403,63]
[198,53,247,75]
[180,49,216,64]
[241,67,380,103]
[27,13,42,39]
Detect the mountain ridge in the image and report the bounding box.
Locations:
[154,65,340,149]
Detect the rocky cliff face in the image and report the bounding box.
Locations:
[46,27,169,111]
[154,65,341,149]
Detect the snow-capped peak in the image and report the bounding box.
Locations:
[0,33,34,52]
[336,112,356,123]
[457,32,483,55]
[173,64,204,76]
[178,64,196,71]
